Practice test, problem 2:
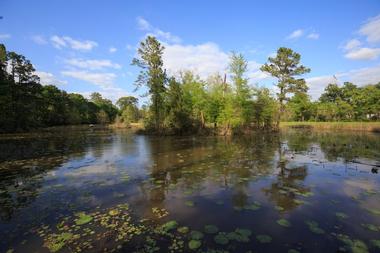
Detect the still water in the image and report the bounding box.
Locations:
[0,129,380,253]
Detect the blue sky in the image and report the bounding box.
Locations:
[1,0,380,102]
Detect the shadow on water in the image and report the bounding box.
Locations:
[0,128,380,252]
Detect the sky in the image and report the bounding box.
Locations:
[1,0,380,103]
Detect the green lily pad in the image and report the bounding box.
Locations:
[244,201,261,211]
[185,201,195,207]
[351,240,368,253]
[366,208,380,216]
[256,234,272,243]
[204,225,219,234]
[371,239,380,249]
[288,249,300,253]
[214,232,229,245]
[305,220,324,234]
[177,226,189,234]
[188,240,201,250]
[275,206,285,211]
[335,212,348,219]
[361,223,379,232]
[190,230,204,240]
[75,212,93,225]
[227,228,251,242]
[277,219,291,227]
[161,220,178,232]
[44,232,73,252]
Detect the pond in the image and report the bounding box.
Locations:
[0,128,380,253]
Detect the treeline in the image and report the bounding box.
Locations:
[284,82,380,121]
[0,44,120,133]
[1,38,379,134]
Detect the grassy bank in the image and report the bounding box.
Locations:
[280,122,380,132]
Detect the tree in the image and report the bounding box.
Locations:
[117,96,139,125]
[260,47,310,128]
[229,52,252,126]
[132,36,166,131]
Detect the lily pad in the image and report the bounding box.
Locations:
[275,206,285,211]
[288,249,300,253]
[177,226,189,234]
[185,201,195,207]
[305,220,324,234]
[214,232,229,245]
[190,230,204,240]
[335,212,349,219]
[75,212,93,225]
[188,240,201,250]
[371,239,380,249]
[277,218,291,227]
[366,208,380,216]
[161,220,178,232]
[204,225,219,234]
[244,201,261,211]
[44,232,73,252]
[227,228,251,242]
[256,234,272,243]
[108,209,120,216]
[361,223,379,232]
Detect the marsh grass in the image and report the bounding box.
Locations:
[281,122,380,132]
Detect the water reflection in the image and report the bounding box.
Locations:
[0,129,379,252]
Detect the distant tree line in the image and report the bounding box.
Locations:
[1,39,379,134]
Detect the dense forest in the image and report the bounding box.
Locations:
[0,37,379,134]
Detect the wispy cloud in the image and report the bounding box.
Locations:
[307,33,320,40]
[109,47,117,53]
[50,35,98,51]
[286,29,304,40]
[0,34,11,40]
[136,16,181,43]
[65,58,121,70]
[359,14,380,43]
[31,35,48,45]
[61,71,116,89]
[344,47,380,60]
[35,71,67,86]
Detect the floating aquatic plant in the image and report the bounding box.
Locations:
[256,234,272,243]
[305,220,325,234]
[277,218,291,227]
[177,226,189,234]
[43,232,73,252]
[361,223,379,232]
[227,228,251,242]
[214,232,229,245]
[161,220,178,232]
[204,224,219,234]
[335,212,348,219]
[185,200,195,207]
[190,230,204,240]
[371,239,380,249]
[75,212,93,225]
[188,240,201,250]
[288,249,300,253]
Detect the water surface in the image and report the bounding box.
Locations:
[1,129,380,253]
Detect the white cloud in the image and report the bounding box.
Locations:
[306,75,338,100]
[0,34,11,40]
[50,35,98,51]
[35,71,67,86]
[307,33,319,40]
[136,16,181,43]
[286,29,304,40]
[359,14,380,43]
[306,65,380,100]
[340,65,380,85]
[344,47,380,60]
[65,58,121,70]
[163,42,229,78]
[109,47,117,53]
[31,35,48,45]
[126,44,134,50]
[343,39,362,51]
[61,71,116,89]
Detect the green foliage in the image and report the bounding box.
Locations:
[260,47,310,127]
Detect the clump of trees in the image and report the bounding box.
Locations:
[0,44,120,133]
[1,39,379,134]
